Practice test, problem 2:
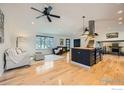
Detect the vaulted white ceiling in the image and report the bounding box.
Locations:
[1,3,124,36]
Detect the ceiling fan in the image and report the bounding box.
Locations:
[31,5,60,22]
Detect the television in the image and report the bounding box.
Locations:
[74,39,80,47]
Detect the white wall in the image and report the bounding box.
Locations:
[0,7,11,76]
[16,32,70,55]
[95,30,124,41]
[8,29,70,55]
[95,30,124,52]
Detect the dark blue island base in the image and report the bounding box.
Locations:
[71,48,102,67]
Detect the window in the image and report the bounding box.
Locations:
[36,35,54,49]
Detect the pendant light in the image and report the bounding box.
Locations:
[82,16,89,36]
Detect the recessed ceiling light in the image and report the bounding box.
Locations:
[117,10,123,14]
[31,22,34,24]
[118,17,123,20]
[118,21,122,24]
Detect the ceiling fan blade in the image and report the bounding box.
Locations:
[31,7,43,13]
[49,14,60,18]
[47,15,52,22]
[36,15,44,19]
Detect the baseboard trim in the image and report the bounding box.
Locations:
[71,61,90,69]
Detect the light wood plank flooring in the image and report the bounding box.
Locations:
[0,54,124,85]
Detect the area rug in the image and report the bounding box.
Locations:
[36,54,64,74]
[44,54,64,62]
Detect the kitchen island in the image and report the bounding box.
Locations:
[71,47,102,67]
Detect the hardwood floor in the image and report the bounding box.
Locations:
[0,54,124,85]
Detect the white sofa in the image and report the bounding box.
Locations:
[4,48,32,70]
